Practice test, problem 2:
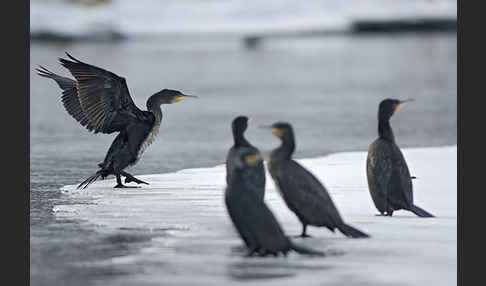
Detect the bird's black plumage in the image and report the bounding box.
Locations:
[36,53,196,189]
[226,116,265,201]
[225,148,324,257]
[366,99,434,217]
[265,122,369,238]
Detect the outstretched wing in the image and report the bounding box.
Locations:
[36,65,97,132]
[58,52,148,134]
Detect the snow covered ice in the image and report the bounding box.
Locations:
[54,145,456,285]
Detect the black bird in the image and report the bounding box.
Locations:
[264,122,369,238]
[226,116,265,201]
[225,148,324,257]
[36,53,197,189]
[366,99,434,217]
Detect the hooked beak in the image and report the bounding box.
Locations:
[174,94,198,103]
[396,98,414,111]
[181,93,198,99]
[259,125,281,137]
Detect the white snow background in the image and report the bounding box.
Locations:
[54,145,456,285]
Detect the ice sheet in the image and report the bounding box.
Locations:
[55,145,456,285]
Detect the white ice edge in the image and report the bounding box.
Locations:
[54,145,456,285]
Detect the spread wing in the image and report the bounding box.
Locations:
[56,52,148,134]
[36,65,96,131]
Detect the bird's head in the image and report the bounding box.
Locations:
[232,115,249,136]
[378,98,414,120]
[260,122,294,141]
[151,89,198,105]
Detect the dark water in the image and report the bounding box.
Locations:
[30,34,456,285]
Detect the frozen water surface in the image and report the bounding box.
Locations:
[54,145,456,286]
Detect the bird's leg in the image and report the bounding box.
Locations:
[121,171,149,185]
[294,224,312,238]
[114,174,140,188]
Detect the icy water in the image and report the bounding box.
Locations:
[30,34,456,285]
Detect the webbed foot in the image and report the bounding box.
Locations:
[124,177,149,185]
[122,172,149,185]
[114,184,141,189]
[292,234,312,238]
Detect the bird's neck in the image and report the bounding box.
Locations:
[273,136,295,160]
[233,130,250,147]
[378,118,395,142]
[148,104,163,125]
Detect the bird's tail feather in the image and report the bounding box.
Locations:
[337,223,370,238]
[410,205,434,217]
[289,242,325,256]
[77,172,102,190]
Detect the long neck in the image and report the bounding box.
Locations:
[147,99,163,125]
[273,134,295,160]
[378,116,395,142]
[232,128,250,147]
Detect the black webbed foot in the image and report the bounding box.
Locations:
[122,172,149,185]
[114,184,141,189]
[124,177,149,185]
[293,234,312,238]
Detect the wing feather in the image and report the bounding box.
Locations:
[36,65,97,131]
[270,160,343,226]
[58,52,147,134]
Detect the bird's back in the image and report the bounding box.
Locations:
[225,177,290,253]
[268,157,342,227]
[226,145,265,200]
[367,138,413,212]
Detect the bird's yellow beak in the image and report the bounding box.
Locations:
[395,99,414,111]
[272,128,282,137]
[245,154,262,166]
[173,94,198,103]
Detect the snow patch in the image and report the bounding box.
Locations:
[56,145,456,285]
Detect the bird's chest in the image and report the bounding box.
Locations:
[134,123,161,163]
[267,159,285,198]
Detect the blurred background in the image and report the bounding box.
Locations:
[30,0,456,285]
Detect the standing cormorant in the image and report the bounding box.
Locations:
[226,116,265,201]
[36,53,197,189]
[263,122,369,238]
[366,99,434,217]
[225,148,324,257]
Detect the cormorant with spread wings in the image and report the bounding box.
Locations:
[36,53,196,189]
